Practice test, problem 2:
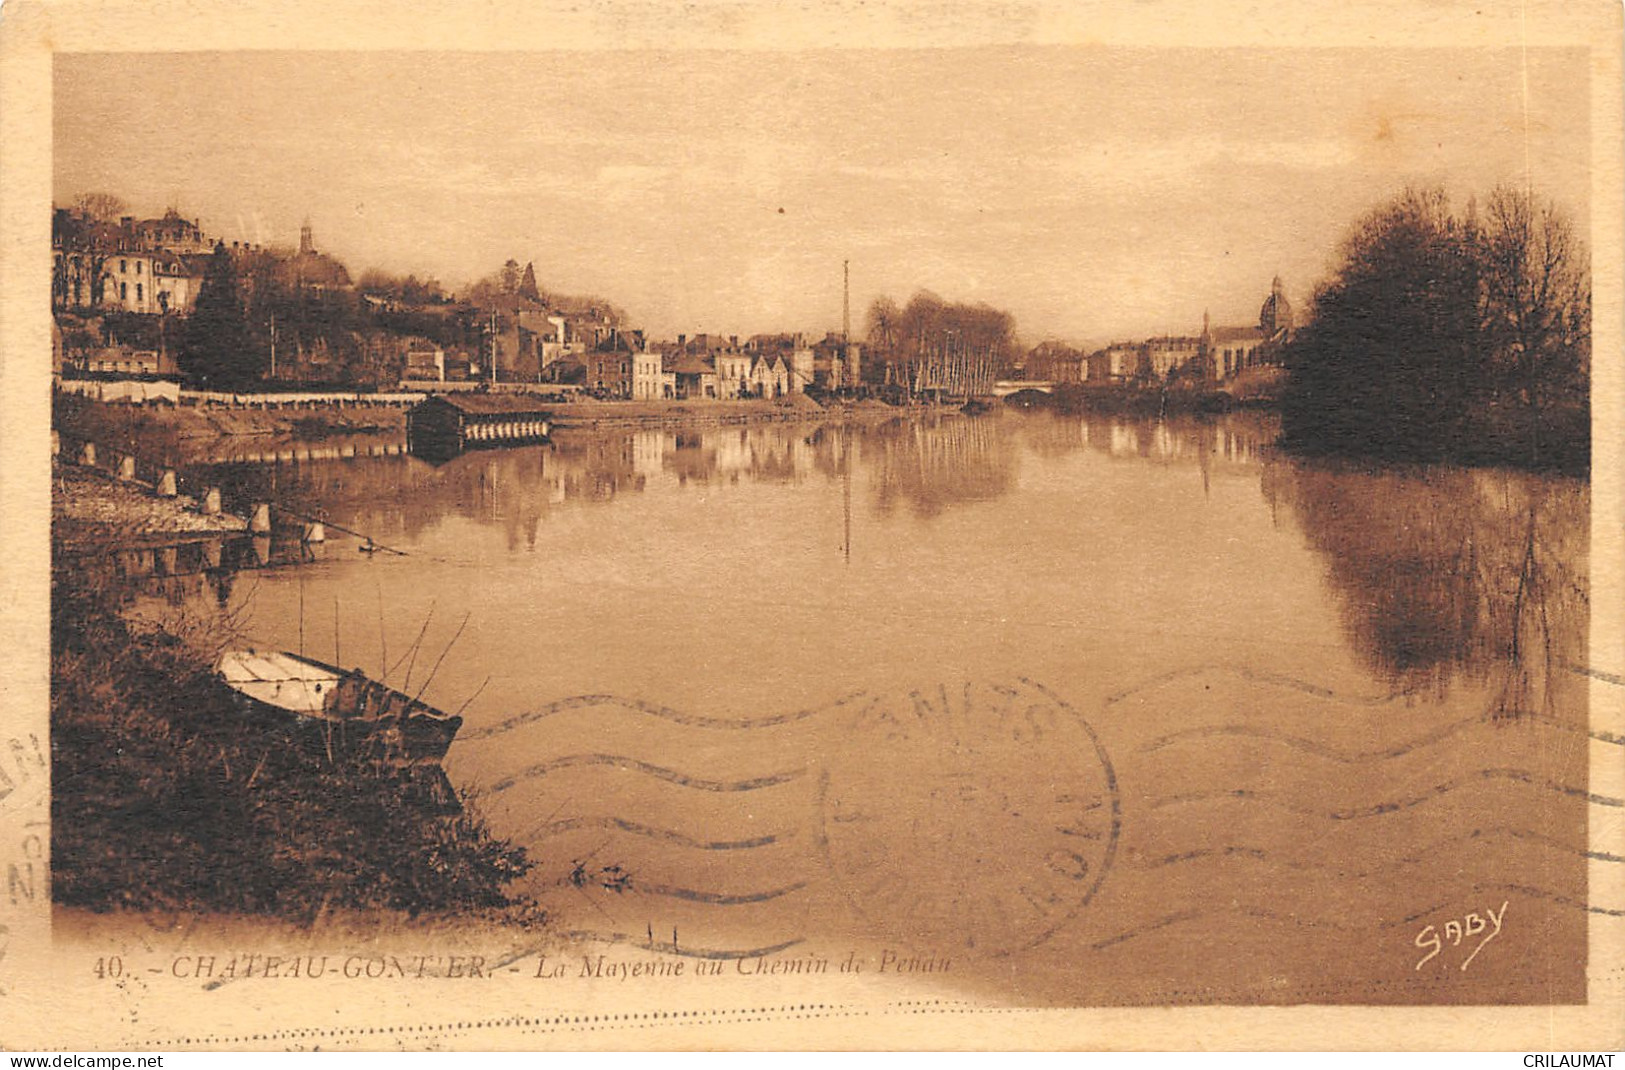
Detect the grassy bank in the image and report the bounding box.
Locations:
[53,392,407,463]
[54,392,898,457]
[50,569,540,921]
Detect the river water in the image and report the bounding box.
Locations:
[140,409,1596,1006]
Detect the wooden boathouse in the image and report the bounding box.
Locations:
[406,393,552,455]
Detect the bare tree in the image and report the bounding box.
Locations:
[74,192,128,223]
[865,296,900,384]
[1479,186,1590,415]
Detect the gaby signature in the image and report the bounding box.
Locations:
[1414,900,1509,972]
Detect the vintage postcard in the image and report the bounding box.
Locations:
[0,0,1621,1051]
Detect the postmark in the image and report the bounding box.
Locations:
[817,678,1120,957]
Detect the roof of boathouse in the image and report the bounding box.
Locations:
[413,393,555,417]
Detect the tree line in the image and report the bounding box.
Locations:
[1282,185,1589,472]
[865,292,1017,397]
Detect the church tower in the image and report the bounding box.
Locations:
[299,218,315,256]
[1259,275,1293,338]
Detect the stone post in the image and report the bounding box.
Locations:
[249,502,272,534]
[78,441,96,467]
[157,469,178,497]
[201,487,222,515]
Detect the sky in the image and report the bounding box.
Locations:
[54,47,1590,346]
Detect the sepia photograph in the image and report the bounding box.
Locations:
[1,0,1620,1052]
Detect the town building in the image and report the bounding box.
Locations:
[585,335,638,397]
[746,333,815,394]
[52,208,213,315]
[128,209,213,255]
[1143,336,1202,380]
[1024,341,1087,384]
[403,339,446,382]
[73,345,174,378]
[1087,342,1145,384]
[666,351,719,399]
[1199,278,1294,381]
[697,338,752,399]
[632,347,674,400]
[1259,274,1295,343]
[746,353,789,398]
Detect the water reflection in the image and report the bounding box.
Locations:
[181,413,1591,720]
[1261,458,1588,716]
[88,409,1592,1005]
[205,416,1030,548]
[868,415,1017,518]
[60,533,322,609]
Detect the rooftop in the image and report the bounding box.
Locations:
[415,392,554,416]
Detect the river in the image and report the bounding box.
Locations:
[132,408,1596,1006]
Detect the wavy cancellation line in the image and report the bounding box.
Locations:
[487,753,808,794]
[1137,709,1620,763]
[1126,825,1623,876]
[1104,664,1609,742]
[460,690,872,741]
[1101,663,1404,708]
[533,815,796,851]
[1087,903,1435,953]
[631,879,810,907]
[540,869,810,907]
[1146,767,1621,819]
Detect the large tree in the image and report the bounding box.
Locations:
[1283,185,1588,468]
[1282,188,1484,462]
[180,243,259,388]
[500,258,523,294]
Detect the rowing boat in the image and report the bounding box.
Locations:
[214,649,463,765]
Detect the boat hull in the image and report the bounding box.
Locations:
[216,650,463,766]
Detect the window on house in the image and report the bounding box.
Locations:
[119,260,127,272]
[135,284,142,302]
[120,283,127,300]
[136,262,143,274]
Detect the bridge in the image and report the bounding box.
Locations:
[991,380,1057,398]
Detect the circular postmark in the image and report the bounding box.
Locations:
[817,678,1119,957]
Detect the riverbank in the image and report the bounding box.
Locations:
[53,392,926,461]
[53,462,247,552]
[1016,382,1276,417]
[1014,379,1588,476]
[54,391,409,465]
[50,566,543,922]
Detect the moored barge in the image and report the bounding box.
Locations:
[406,393,552,456]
